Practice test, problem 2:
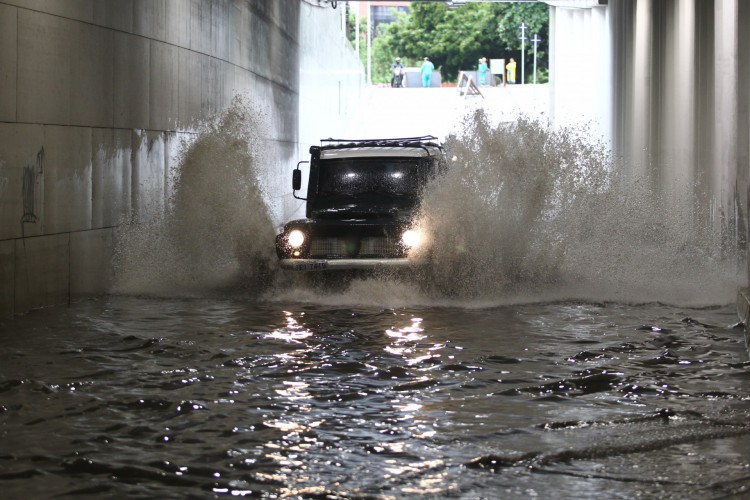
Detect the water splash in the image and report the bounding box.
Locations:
[411,110,743,305]
[113,96,277,296]
[113,101,743,306]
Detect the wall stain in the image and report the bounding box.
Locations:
[21,148,44,224]
[0,162,8,201]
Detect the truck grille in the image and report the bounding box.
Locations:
[310,236,400,258]
[310,238,347,258]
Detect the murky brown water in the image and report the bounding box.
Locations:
[1,296,749,498]
[5,98,747,498]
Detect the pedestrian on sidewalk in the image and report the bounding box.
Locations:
[421,57,435,88]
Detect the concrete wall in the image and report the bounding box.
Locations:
[548,1,612,146]
[0,0,363,316]
[548,0,750,283]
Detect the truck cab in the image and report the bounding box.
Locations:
[275,136,445,271]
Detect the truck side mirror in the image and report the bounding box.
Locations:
[292,161,308,200]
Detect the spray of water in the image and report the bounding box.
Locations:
[409,110,743,305]
[113,100,743,306]
[113,96,277,296]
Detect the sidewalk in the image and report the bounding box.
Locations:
[346,84,549,141]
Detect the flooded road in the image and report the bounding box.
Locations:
[4,98,748,498]
[2,296,749,498]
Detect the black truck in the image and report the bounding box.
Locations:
[275,136,445,272]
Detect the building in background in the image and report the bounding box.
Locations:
[356,1,410,34]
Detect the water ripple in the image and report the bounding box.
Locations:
[0,298,748,498]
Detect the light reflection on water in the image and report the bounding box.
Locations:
[0,296,749,498]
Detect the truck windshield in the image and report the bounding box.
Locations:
[317,157,433,198]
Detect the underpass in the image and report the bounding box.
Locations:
[0,0,748,325]
[0,2,749,497]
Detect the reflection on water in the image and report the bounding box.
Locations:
[1,297,749,498]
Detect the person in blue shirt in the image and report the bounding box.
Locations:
[478,57,488,85]
[421,57,435,88]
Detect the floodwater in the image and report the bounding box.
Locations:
[1,296,749,498]
[3,99,750,498]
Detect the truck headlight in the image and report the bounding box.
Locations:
[401,229,423,249]
[287,229,305,248]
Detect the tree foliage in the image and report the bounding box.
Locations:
[352,2,549,84]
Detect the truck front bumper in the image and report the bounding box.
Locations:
[279,258,424,272]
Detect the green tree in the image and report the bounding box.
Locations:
[360,2,548,84]
[495,2,549,83]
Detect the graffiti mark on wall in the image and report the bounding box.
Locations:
[22,148,44,223]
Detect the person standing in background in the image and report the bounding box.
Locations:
[478,57,488,85]
[506,58,517,84]
[421,57,435,88]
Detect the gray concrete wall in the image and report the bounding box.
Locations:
[0,0,363,316]
[549,0,750,284]
[607,0,749,271]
